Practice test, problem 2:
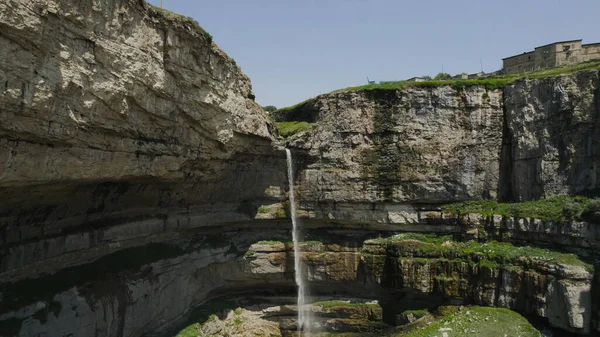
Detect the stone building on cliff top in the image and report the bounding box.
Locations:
[503,39,600,74]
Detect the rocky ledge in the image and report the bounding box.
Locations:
[1,228,593,336]
[276,70,600,206]
[1,0,600,336]
[0,0,288,265]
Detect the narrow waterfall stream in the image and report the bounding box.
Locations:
[285,148,310,335]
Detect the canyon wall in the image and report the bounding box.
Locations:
[280,71,600,209]
[0,229,594,336]
[0,0,599,336]
[504,73,600,201]
[285,86,504,204]
[0,0,288,281]
[0,1,288,335]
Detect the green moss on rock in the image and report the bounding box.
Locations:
[397,306,541,337]
[441,195,591,223]
[275,121,313,137]
[365,233,593,272]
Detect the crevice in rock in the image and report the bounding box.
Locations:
[498,89,514,202]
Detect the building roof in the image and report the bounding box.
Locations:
[534,39,582,49]
[502,51,534,61]
[502,39,583,60]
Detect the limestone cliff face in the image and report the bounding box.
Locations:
[0,0,288,280]
[279,71,600,209]
[1,0,600,336]
[0,0,274,186]
[359,239,593,334]
[0,230,592,337]
[284,87,504,204]
[504,72,600,201]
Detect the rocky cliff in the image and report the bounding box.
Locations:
[0,0,288,280]
[504,73,600,201]
[273,72,600,334]
[285,86,504,203]
[280,71,600,209]
[0,228,592,336]
[1,0,600,336]
[0,1,288,335]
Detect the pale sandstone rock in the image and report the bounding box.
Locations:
[283,86,503,204]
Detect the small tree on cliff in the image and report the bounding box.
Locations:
[434,72,451,80]
[262,105,277,113]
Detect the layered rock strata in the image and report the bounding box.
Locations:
[278,71,600,206]
[1,0,600,336]
[1,231,592,336]
[0,0,287,282]
[283,87,504,203]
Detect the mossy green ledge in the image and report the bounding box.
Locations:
[360,234,594,334]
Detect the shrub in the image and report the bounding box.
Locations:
[203,31,213,44]
[441,196,588,223]
[561,200,582,221]
[262,105,277,113]
[274,121,312,137]
[433,72,452,80]
[581,199,600,223]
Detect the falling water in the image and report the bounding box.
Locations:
[286,148,309,335]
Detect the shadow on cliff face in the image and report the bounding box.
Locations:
[503,72,600,201]
[0,150,288,240]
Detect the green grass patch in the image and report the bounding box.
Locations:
[372,233,593,272]
[257,205,270,214]
[333,60,600,94]
[389,233,454,245]
[275,121,313,137]
[256,240,284,245]
[479,259,499,269]
[397,306,541,337]
[173,300,235,337]
[441,195,592,223]
[312,300,378,308]
[276,60,600,113]
[274,97,315,113]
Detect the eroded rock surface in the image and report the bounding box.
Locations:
[277,70,600,207]
[1,0,599,336]
[504,72,600,201]
[0,0,288,280]
[2,231,590,336]
[282,87,504,204]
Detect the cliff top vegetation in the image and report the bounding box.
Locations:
[146,3,213,43]
[276,59,600,113]
[441,196,600,224]
[366,232,593,272]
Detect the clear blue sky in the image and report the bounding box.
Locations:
[147,0,600,108]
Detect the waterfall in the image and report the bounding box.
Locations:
[286,148,309,335]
